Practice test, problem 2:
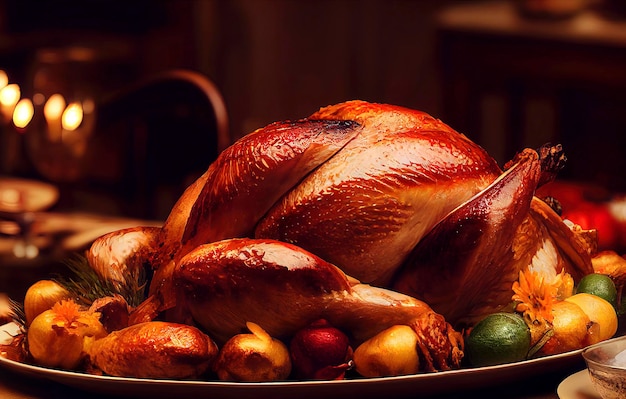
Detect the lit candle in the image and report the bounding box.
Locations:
[44,94,66,141]
[62,102,83,131]
[0,84,20,123]
[12,98,34,129]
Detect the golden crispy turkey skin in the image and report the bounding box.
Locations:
[256,101,501,285]
[158,118,362,260]
[172,237,463,370]
[392,146,593,327]
[149,118,362,308]
[86,321,218,379]
[173,238,430,344]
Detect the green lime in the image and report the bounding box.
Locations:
[465,312,531,367]
[576,273,618,307]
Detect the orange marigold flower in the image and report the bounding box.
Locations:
[512,268,557,324]
[50,299,82,326]
[49,299,100,331]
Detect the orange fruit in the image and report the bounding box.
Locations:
[565,293,618,342]
[545,301,591,353]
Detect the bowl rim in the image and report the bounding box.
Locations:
[582,335,626,371]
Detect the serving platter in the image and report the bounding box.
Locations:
[0,331,586,399]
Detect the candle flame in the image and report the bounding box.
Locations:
[62,102,83,131]
[13,98,34,128]
[0,84,20,107]
[44,94,66,121]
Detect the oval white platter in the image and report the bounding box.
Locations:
[0,345,585,399]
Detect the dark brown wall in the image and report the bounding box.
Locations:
[0,0,457,141]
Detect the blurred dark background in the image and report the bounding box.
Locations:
[0,0,625,217]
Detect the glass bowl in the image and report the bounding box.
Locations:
[582,336,626,399]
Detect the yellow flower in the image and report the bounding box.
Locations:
[512,268,556,325]
[554,270,575,301]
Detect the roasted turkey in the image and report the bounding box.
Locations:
[173,237,463,371]
[392,146,593,326]
[86,321,218,379]
[86,100,594,372]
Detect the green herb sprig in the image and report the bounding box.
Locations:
[54,253,148,308]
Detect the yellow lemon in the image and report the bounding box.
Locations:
[353,325,420,377]
[565,293,618,342]
[539,301,591,355]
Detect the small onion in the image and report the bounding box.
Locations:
[213,322,291,382]
[28,299,107,369]
[24,280,72,326]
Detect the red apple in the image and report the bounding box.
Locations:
[562,203,618,250]
[289,319,353,380]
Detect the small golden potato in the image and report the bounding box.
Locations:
[213,322,291,382]
[353,325,420,377]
